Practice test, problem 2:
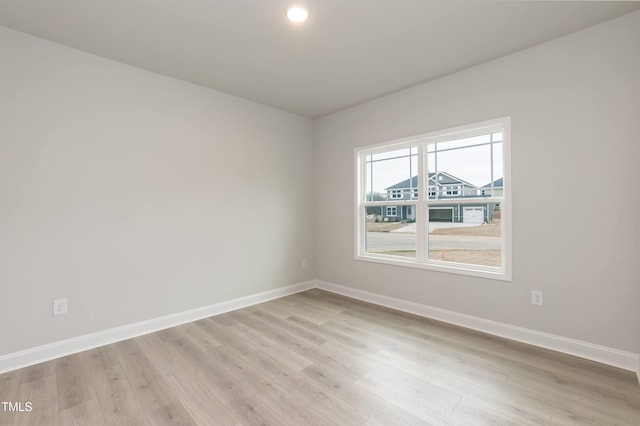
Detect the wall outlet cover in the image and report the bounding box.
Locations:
[53,299,68,315]
[531,291,543,306]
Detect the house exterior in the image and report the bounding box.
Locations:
[369,172,501,223]
[482,177,503,197]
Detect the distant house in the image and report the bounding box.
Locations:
[372,172,501,223]
[481,177,503,197]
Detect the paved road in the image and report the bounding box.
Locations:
[390,222,479,233]
[366,232,500,251]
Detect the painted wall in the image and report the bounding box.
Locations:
[313,11,640,353]
[0,27,314,356]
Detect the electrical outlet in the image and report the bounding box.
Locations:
[531,291,543,306]
[301,258,308,268]
[53,299,67,315]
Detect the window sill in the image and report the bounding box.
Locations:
[355,253,511,282]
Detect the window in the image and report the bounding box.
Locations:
[445,185,460,196]
[390,189,403,199]
[356,117,511,280]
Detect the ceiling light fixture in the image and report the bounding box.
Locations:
[287,5,309,23]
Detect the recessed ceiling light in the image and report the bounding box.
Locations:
[287,5,309,23]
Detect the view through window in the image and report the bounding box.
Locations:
[357,118,510,280]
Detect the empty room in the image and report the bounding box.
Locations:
[1,1,639,425]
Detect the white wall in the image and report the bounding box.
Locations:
[0,26,314,356]
[313,11,640,353]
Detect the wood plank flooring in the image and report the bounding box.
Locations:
[1,289,639,425]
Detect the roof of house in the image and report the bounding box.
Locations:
[385,172,476,190]
[482,177,503,188]
[385,176,419,190]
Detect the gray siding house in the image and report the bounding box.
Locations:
[482,177,503,197]
[370,172,501,223]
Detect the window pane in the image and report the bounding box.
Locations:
[371,147,410,161]
[427,206,501,267]
[365,205,416,258]
[365,147,418,201]
[428,137,497,199]
[485,142,504,197]
[365,156,373,201]
[437,133,490,151]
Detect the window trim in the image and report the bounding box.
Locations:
[386,206,398,217]
[354,117,512,281]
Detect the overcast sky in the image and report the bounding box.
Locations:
[366,134,503,193]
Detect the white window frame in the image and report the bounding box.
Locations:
[386,206,397,217]
[354,117,512,281]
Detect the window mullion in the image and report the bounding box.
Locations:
[358,153,366,257]
[416,144,426,262]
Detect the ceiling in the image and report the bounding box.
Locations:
[0,1,638,118]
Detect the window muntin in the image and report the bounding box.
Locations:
[386,206,397,216]
[356,118,510,280]
[365,147,417,202]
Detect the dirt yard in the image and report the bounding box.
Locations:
[375,249,501,267]
[431,221,501,237]
[428,249,501,267]
[366,219,502,267]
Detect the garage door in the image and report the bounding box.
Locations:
[429,208,453,222]
[463,207,484,223]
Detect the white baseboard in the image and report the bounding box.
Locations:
[315,280,640,373]
[2,278,638,377]
[0,280,315,375]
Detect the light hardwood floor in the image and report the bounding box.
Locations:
[1,289,639,425]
